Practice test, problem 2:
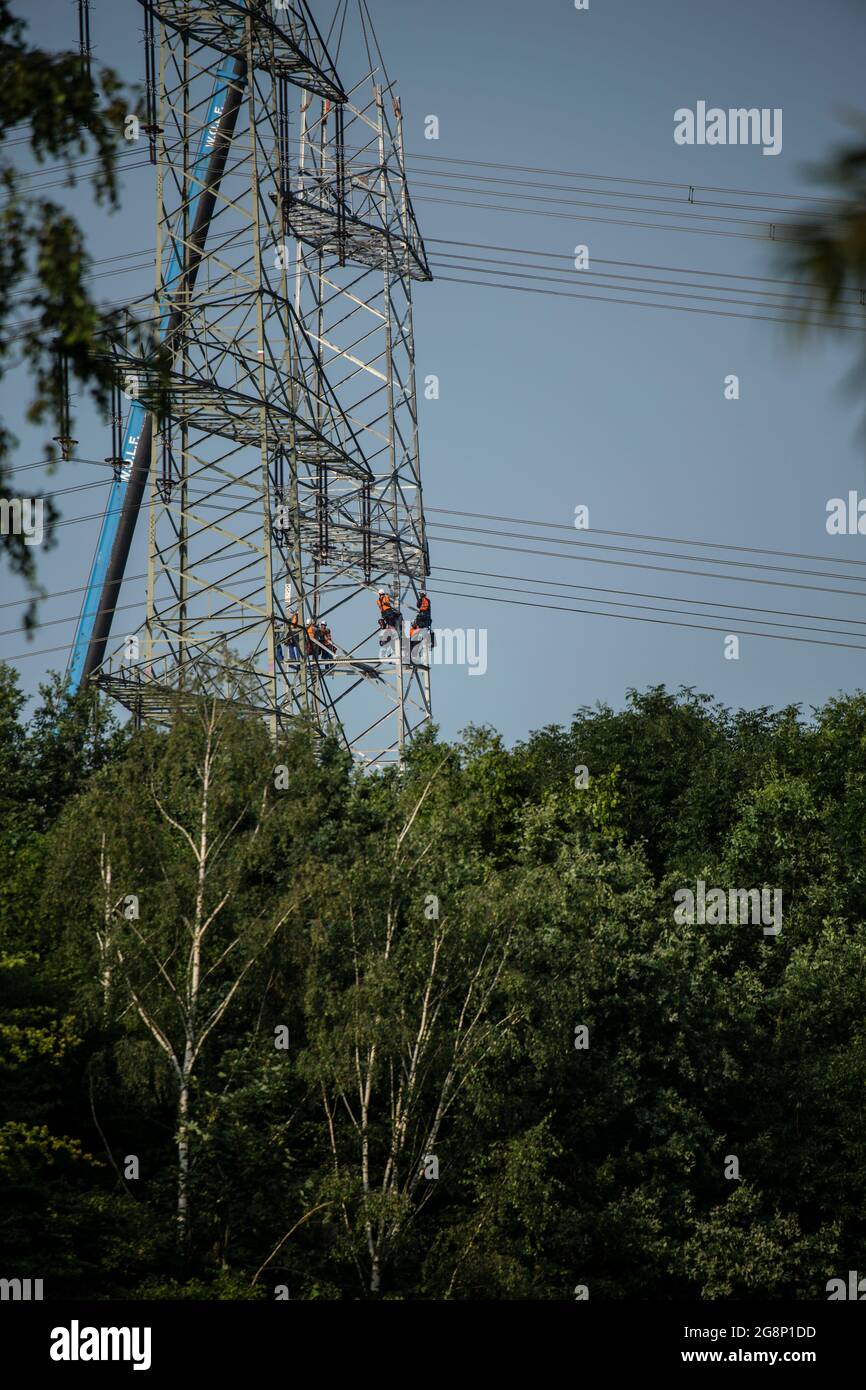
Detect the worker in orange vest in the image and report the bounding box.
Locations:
[282,612,302,664]
[377,588,403,628]
[415,592,431,628]
[376,588,402,657]
[319,622,336,668]
[409,621,424,663]
[410,592,433,659]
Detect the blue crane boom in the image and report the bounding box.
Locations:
[67,52,247,694]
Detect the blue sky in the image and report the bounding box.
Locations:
[4,0,866,746]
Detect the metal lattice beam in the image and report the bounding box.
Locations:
[93,2,433,767]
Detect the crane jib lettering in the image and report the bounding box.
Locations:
[120,431,140,482]
[205,102,225,150]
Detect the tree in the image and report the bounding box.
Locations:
[777,126,866,325]
[774,122,866,435]
[46,697,308,1249]
[0,2,130,612]
[0,663,125,957]
[300,751,521,1295]
[7,683,866,1298]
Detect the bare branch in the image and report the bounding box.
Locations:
[250,1203,334,1287]
[395,756,449,853]
[115,947,181,1082]
[150,785,201,863]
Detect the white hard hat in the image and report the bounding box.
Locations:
[378,588,385,594]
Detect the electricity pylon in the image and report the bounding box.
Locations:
[281,8,433,764]
[77,0,433,767]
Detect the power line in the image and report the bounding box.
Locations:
[20,490,866,589]
[18,243,857,326]
[425,531,866,599]
[10,132,852,213]
[3,144,144,182]
[405,162,835,222]
[428,505,866,570]
[8,575,866,664]
[4,545,866,648]
[430,250,865,317]
[0,156,152,201]
[8,176,858,332]
[397,147,854,210]
[429,519,866,585]
[413,175,806,237]
[8,243,853,335]
[14,232,858,308]
[5,493,866,617]
[435,563,866,628]
[431,268,866,333]
[4,288,153,346]
[428,238,865,302]
[3,455,109,476]
[416,191,806,247]
[431,571,866,641]
[4,134,852,264]
[429,257,866,329]
[10,550,866,643]
[0,597,142,640]
[431,584,866,653]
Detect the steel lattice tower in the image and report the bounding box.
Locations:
[84,0,433,767]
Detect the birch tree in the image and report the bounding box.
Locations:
[302,761,517,1294]
[73,698,305,1247]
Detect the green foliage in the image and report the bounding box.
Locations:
[682,1186,840,1299]
[775,122,866,325]
[773,120,866,438]
[2,670,866,1299]
[0,1,134,609]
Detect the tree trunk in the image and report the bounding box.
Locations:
[177,1075,191,1249]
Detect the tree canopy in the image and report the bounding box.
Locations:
[1,670,863,1298]
[0,2,134,617]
